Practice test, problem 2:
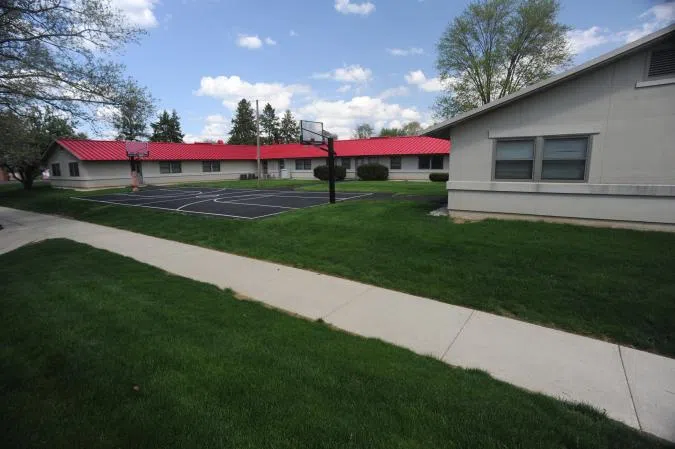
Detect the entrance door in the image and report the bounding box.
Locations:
[262,160,269,177]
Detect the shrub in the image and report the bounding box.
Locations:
[429,172,449,182]
[357,163,389,181]
[313,164,347,181]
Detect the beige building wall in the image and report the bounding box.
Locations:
[445,45,675,225]
[287,155,449,181]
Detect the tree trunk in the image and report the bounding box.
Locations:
[22,176,34,190]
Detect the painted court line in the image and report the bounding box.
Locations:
[73,197,258,220]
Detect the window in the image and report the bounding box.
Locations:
[541,138,588,181]
[202,161,221,172]
[367,157,378,164]
[418,155,444,170]
[390,156,402,170]
[340,157,352,169]
[493,137,590,182]
[295,159,312,170]
[51,163,61,177]
[160,161,182,174]
[279,159,285,169]
[68,162,80,177]
[494,140,534,180]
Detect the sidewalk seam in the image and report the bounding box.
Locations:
[440,310,475,360]
[618,345,642,431]
[321,286,374,320]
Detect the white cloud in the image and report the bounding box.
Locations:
[386,47,424,56]
[334,0,375,16]
[265,37,277,46]
[566,26,611,54]
[290,30,298,37]
[567,3,675,55]
[337,85,352,93]
[195,75,311,111]
[378,86,409,99]
[184,114,230,143]
[237,34,263,49]
[313,65,373,83]
[405,70,445,92]
[111,0,158,28]
[298,96,421,139]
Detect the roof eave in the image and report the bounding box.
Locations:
[422,23,675,137]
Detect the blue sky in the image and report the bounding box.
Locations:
[104,0,675,140]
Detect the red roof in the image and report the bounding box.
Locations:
[55,136,450,162]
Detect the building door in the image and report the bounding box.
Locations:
[262,160,268,176]
[133,160,144,185]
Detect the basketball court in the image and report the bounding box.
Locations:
[74,186,373,219]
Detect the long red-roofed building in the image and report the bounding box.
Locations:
[45,136,450,188]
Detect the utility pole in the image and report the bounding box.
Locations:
[256,99,261,188]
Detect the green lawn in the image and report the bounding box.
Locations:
[296,180,448,195]
[179,178,448,195]
[0,240,668,449]
[1,184,674,357]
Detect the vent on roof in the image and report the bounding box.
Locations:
[648,47,675,78]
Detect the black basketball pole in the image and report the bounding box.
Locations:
[327,136,336,204]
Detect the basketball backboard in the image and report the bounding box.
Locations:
[300,120,326,145]
[125,141,149,158]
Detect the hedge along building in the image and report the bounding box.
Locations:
[45,136,450,188]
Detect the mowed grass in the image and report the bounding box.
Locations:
[178,178,448,195]
[1,185,674,357]
[0,240,669,449]
[297,180,448,195]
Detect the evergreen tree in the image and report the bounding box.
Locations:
[150,109,184,142]
[228,99,257,145]
[279,110,300,144]
[379,127,406,137]
[260,103,280,144]
[168,110,185,143]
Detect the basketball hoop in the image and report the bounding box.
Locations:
[299,120,337,204]
[125,141,149,191]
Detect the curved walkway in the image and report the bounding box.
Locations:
[1,206,673,443]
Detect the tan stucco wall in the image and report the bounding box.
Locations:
[445,45,675,224]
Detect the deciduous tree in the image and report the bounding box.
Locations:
[0,108,83,189]
[353,123,374,139]
[434,0,571,119]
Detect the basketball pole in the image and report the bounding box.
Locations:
[327,136,336,204]
[256,99,261,188]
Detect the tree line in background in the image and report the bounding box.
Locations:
[228,99,300,145]
[1,0,573,189]
[353,122,423,139]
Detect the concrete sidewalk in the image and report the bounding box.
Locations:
[1,206,673,442]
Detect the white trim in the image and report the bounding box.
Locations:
[488,125,602,139]
[635,77,675,88]
[446,181,675,197]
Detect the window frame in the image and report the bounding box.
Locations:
[390,156,402,170]
[202,161,221,173]
[51,163,61,177]
[160,161,182,174]
[491,135,592,183]
[68,162,80,177]
[295,159,312,170]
